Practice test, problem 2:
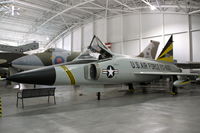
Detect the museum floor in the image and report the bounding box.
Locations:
[0,81,200,133]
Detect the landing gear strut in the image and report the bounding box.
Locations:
[171,86,178,95]
[170,76,178,95]
[96,92,101,100]
[128,83,135,93]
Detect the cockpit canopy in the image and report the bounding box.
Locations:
[76,35,113,61]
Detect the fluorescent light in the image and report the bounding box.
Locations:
[150,5,156,10]
[46,37,50,41]
[141,0,157,10]
[16,12,20,15]
[11,5,14,16]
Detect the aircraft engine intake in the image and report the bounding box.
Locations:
[90,64,100,80]
[84,63,100,80]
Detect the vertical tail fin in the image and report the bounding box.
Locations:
[156,35,173,62]
[137,40,160,59]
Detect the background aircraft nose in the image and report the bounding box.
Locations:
[12,55,44,68]
[7,66,56,85]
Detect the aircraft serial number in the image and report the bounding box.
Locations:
[130,61,172,71]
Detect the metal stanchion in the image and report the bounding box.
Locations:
[0,97,2,117]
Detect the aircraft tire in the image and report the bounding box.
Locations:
[171,85,178,95]
[128,83,135,94]
[97,92,101,100]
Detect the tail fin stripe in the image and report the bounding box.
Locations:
[158,44,172,58]
[156,35,173,63]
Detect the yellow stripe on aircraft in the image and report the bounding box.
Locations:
[157,56,173,62]
[180,80,191,85]
[60,65,76,85]
[158,43,173,59]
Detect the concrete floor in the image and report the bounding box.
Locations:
[0,81,200,133]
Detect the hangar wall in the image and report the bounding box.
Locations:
[53,13,200,63]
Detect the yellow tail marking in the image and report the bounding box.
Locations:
[60,66,76,85]
[157,56,173,62]
[158,44,173,58]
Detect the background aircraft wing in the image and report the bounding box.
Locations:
[175,62,200,69]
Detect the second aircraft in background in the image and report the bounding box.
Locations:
[11,37,160,71]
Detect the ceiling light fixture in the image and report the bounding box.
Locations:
[46,37,50,41]
[11,5,14,16]
[0,0,20,16]
[141,0,157,10]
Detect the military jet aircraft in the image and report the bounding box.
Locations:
[7,35,197,99]
[11,48,80,71]
[11,39,159,71]
[0,42,39,78]
[0,42,39,53]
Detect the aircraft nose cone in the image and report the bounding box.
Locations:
[12,55,44,69]
[7,66,56,85]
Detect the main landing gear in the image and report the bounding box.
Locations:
[96,92,101,100]
[128,83,135,94]
[170,76,178,96]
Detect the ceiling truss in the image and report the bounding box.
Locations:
[0,0,199,46]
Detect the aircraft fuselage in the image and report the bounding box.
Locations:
[53,56,181,85]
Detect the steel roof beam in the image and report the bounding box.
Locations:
[38,0,95,28]
[45,24,79,49]
[89,1,121,15]
[189,9,200,14]
[114,0,138,11]
[49,0,103,18]
[175,0,187,13]
[14,0,84,21]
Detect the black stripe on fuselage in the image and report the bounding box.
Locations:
[7,67,56,85]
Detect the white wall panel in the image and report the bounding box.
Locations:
[72,28,81,52]
[108,16,122,43]
[191,15,200,31]
[111,42,121,54]
[51,43,56,48]
[141,14,162,37]
[94,19,106,42]
[57,13,200,63]
[64,34,71,50]
[166,33,189,63]
[164,14,188,34]
[123,40,139,57]
[123,14,140,40]
[55,39,62,48]
[192,31,200,62]
[83,22,93,50]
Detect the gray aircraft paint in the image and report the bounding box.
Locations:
[137,40,160,59]
[52,56,180,85]
[0,52,26,68]
[11,48,81,70]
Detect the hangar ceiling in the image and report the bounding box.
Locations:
[0,0,200,48]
